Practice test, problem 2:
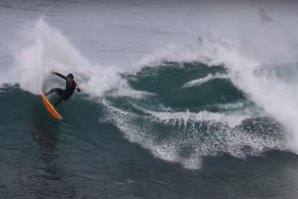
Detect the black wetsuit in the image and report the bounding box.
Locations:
[45,72,78,106]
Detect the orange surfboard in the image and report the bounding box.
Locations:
[40,92,63,120]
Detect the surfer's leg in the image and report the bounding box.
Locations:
[53,90,66,107]
[45,88,63,96]
[45,88,58,96]
[55,88,64,96]
[53,97,63,107]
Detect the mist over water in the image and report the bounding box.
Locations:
[2,1,298,198]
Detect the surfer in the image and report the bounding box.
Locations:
[45,71,81,106]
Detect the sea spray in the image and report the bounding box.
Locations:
[8,18,129,99]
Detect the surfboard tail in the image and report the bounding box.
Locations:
[40,93,63,120]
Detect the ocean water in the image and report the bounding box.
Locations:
[2,0,298,198]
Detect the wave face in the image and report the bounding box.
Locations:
[2,18,296,170]
[102,61,286,169]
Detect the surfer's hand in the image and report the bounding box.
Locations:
[51,71,55,74]
[77,88,81,92]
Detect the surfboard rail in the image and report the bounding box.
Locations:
[40,92,63,120]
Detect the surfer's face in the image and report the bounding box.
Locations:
[67,78,73,84]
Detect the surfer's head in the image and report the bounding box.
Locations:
[67,73,74,79]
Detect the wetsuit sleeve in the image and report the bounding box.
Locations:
[53,72,67,80]
[75,81,81,92]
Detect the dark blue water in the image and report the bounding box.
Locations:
[0,62,296,198]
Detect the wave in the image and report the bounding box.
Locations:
[132,33,298,154]
[2,17,298,169]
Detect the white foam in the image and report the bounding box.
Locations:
[135,106,248,128]
[103,99,286,169]
[106,78,156,99]
[182,73,229,88]
[102,99,203,169]
[214,101,267,118]
[214,101,247,110]
[195,39,298,152]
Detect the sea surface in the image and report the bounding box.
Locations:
[2,0,298,198]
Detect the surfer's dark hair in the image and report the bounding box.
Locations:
[67,73,74,79]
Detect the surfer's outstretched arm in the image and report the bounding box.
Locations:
[76,83,81,92]
[52,71,66,80]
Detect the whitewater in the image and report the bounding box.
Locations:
[2,12,297,169]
